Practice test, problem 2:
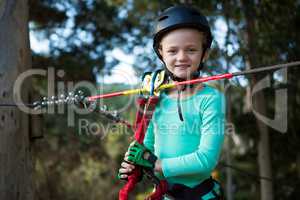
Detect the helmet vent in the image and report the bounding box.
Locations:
[158,15,168,21]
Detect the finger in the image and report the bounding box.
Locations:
[120,174,128,179]
[125,152,132,160]
[121,162,128,168]
[119,168,132,173]
[124,156,130,162]
[129,141,137,147]
[121,161,135,169]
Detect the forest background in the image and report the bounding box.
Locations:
[0,0,299,200]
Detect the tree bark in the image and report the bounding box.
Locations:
[0,0,33,199]
[241,1,274,200]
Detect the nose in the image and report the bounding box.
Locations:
[177,50,188,61]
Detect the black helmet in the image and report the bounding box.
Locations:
[153,5,213,61]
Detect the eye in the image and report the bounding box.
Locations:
[167,49,177,54]
[187,48,197,52]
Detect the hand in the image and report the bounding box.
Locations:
[126,140,157,169]
[118,160,135,180]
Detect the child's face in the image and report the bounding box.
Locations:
[159,28,208,80]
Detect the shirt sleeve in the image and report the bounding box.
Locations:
[143,120,155,153]
[161,91,225,178]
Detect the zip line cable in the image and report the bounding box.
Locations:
[0,60,299,106]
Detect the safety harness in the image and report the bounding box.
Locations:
[119,70,169,200]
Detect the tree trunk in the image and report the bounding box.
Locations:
[223,2,234,199]
[241,1,274,200]
[0,0,33,199]
[255,94,273,200]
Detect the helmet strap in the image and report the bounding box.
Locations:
[177,89,184,121]
[198,46,208,71]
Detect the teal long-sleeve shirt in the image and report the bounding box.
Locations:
[143,84,226,188]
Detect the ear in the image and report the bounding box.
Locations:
[158,47,163,57]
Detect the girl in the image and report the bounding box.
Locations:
[119,5,225,200]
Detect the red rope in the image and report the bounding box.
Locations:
[119,96,162,200]
[134,97,148,132]
[119,167,143,200]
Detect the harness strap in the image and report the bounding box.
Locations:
[119,96,160,200]
[145,180,168,200]
[119,70,169,200]
[166,178,223,200]
[135,96,159,142]
[134,97,148,131]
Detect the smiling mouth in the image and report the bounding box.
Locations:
[175,65,190,68]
